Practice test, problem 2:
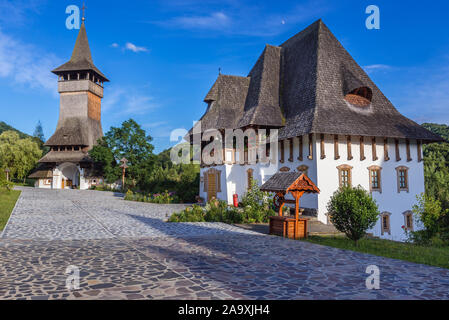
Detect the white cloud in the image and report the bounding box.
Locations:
[168,12,230,30]
[0,0,43,26]
[150,0,330,37]
[387,60,449,124]
[363,64,392,74]
[103,86,159,116]
[0,28,61,94]
[125,42,149,53]
[110,43,119,48]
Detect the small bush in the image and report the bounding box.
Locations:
[327,186,379,245]
[0,175,14,191]
[168,205,206,222]
[240,179,276,223]
[409,193,449,245]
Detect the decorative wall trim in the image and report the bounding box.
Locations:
[297,165,309,176]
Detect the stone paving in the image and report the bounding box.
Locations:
[1,187,449,300]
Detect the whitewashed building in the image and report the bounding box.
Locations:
[29,20,107,190]
[192,20,443,241]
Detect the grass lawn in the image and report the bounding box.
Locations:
[0,190,21,231]
[304,235,449,269]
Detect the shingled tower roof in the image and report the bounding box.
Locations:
[52,22,109,82]
[194,19,443,142]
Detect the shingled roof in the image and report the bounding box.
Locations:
[260,172,320,193]
[52,22,109,82]
[39,150,92,163]
[194,19,443,142]
[197,74,250,133]
[45,117,102,147]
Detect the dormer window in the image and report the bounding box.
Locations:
[344,86,372,107]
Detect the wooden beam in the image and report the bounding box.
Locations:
[288,138,293,162]
[334,135,340,160]
[298,136,303,161]
[417,140,422,162]
[395,139,401,161]
[347,135,353,160]
[320,134,326,159]
[360,136,366,161]
[384,138,390,161]
[280,140,285,163]
[372,137,378,161]
[308,134,313,160]
[406,139,412,162]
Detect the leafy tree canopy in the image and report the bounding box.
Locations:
[0,131,42,182]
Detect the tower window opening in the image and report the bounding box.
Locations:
[344,86,372,107]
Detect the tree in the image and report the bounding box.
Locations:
[411,193,449,244]
[0,131,42,182]
[33,121,45,142]
[327,186,379,245]
[90,119,156,190]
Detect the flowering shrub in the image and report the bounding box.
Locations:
[168,199,245,223]
[124,190,177,204]
[240,179,275,223]
[169,180,275,224]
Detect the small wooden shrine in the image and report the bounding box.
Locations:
[260,172,320,239]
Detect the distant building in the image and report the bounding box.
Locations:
[29,20,108,190]
[193,20,443,241]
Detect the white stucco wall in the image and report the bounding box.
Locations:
[200,133,425,242]
[314,134,424,241]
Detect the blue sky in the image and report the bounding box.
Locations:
[0,0,448,153]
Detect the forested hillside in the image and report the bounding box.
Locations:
[422,123,449,210]
[0,122,32,139]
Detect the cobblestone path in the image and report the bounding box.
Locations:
[1,187,448,300]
